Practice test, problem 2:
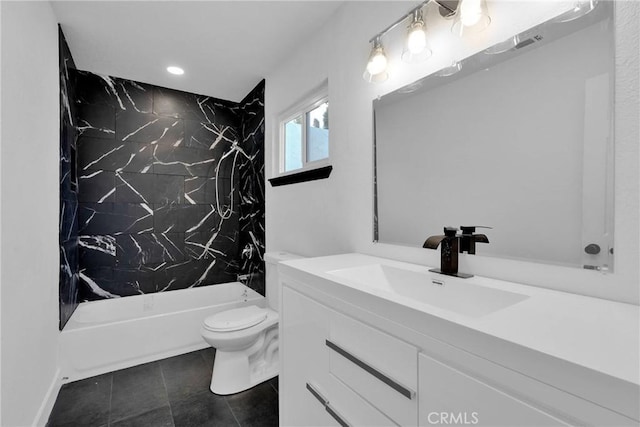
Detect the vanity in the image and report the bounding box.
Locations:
[278,254,639,426]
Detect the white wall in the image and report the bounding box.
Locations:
[265,1,639,304]
[1,2,62,425]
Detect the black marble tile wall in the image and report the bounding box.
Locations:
[58,28,265,308]
[59,26,80,329]
[237,81,266,294]
[71,70,265,301]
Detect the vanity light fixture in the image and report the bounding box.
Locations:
[401,9,432,64]
[363,37,389,83]
[363,0,490,83]
[166,66,185,75]
[554,0,598,23]
[452,0,491,37]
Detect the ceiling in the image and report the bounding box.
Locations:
[52,1,344,102]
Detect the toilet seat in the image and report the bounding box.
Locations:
[203,305,267,332]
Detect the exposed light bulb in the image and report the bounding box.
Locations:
[460,0,483,27]
[402,9,432,64]
[366,45,387,75]
[363,38,389,83]
[452,0,490,36]
[407,25,427,54]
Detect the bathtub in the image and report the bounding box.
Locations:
[59,282,264,383]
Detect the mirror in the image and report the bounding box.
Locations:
[374,2,614,270]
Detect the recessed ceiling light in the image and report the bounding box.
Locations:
[167,66,184,75]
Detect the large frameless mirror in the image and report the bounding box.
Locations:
[374,2,614,271]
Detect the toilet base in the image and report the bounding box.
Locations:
[208,325,279,395]
[210,348,279,395]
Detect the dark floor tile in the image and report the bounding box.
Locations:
[47,373,112,427]
[198,347,216,369]
[160,349,214,402]
[110,405,174,427]
[110,362,169,424]
[225,382,279,427]
[170,389,239,427]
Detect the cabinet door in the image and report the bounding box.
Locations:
[329,310,418,426]
[280,286,336,426]
[418,354,568,427]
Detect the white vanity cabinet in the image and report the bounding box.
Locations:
[279,255,639,427]
[280,285,335,426]
[281,286,413,426]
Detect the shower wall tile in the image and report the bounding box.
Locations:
[237,80,266,295]
[112,267,156,294]
[153,203,183,233]
[78,203,154,235]
[78,170,116,203]
[152,146,214,177]
[78,137,154,174]
[72,70,263,301]
[59,240,79,327]
[115,233,185,267]
[184,177,213,204]
[74,70,154,113]
[78,267,146,300]
[153,87,240,125]
[114,172,155,204]
[77,104,116,139]
[154,175,185,204]
[79,235,117,267]
[115,112,184,145]
[60,194,79,242]
[59,27,80,329]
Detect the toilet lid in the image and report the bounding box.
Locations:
[203,305,268,332]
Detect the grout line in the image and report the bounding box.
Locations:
[158,361,177,427]
[224,397,242,427]
[107,373,114,427]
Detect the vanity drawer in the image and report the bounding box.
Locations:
[419,353,568,427]
[328,311,418,426]
[419,342,639,427]
[324,373,398,427]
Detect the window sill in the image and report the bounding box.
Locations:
[268,165,333,187]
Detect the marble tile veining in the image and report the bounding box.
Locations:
[59,26,80,329]
[60,27,264,305]
[69,70,264,301]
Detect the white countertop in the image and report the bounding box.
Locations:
[280,253,640,387]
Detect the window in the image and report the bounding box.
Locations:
[279,87,329,174]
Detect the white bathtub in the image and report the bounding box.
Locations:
[59,282,264,383]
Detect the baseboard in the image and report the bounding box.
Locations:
[32,367,62,427]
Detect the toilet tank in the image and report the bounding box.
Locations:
[264,251,303,312]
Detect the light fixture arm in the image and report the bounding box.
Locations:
[367,0,456,43]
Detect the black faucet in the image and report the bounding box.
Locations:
[459,226,491,255]
[423,226,490,278]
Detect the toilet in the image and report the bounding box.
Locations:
[200,251,301,395]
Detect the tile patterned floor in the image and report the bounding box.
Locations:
[47,348,278,427]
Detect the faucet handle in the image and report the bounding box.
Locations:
[444,226,458,236]
[460,225,492,234]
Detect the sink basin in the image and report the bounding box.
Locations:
[327,264,529,318]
